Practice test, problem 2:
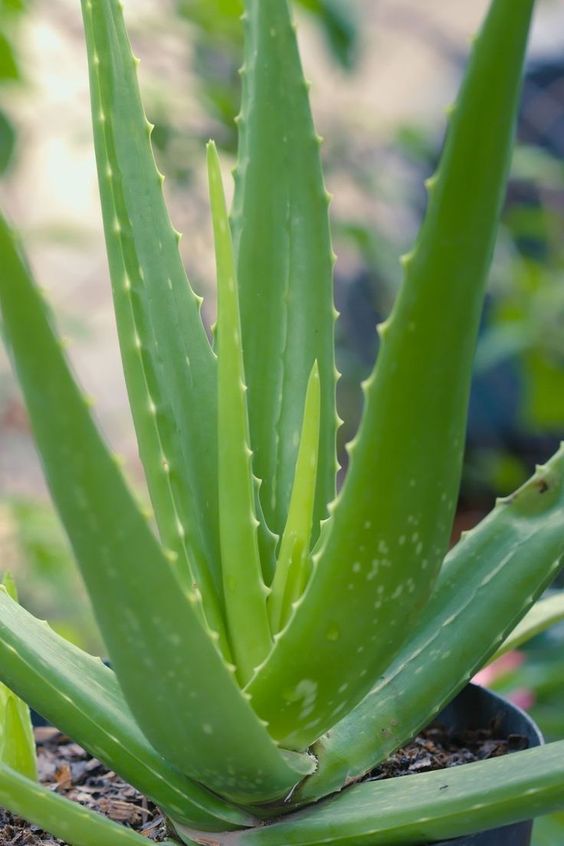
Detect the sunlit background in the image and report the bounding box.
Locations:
[1,1,564,841]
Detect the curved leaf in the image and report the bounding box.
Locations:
[208,141,271,682]
[269,362,321,634]
[0,761,177,846]
[0,575,36,781]
[0,588,251,830]
[299,450,564,802]
[492,589,564,661]
[218,742,564,846]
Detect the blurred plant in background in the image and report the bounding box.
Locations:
[0,499,102,652]
[149,0,358,175]
[0,0,27,175]
[474,613,564,845]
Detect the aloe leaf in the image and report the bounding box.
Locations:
[298,452,564,803]
[269,362,321,634]
[492,590,564,661]
[0,575,37,781]
[2,572,17,601]
[0,587,251,829]
[208,141,271,683]
[232,0,337,543]
[254,479,279,586]
[222,742,564,846]
[81,0,226,646]
[0,761,177,846]
[247,0,535,748]
[1,695,37,782]
[0,214,313,803]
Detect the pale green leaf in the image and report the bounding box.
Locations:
[208,140,271,683]
[269,361,321,634]
[0,760,177,846]
[492,590,564,661]
[223,742,564,846]
[1,696,37,782]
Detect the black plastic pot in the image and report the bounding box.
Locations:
[434,683,543,846]
[30,683,541,846]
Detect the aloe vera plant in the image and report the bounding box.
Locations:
[1,0,564,843]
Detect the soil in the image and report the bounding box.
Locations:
[367,720,528,781]
[0,721,527,844]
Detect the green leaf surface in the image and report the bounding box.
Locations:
[0,108,16,175]
[226,742,564,846]
[0,760,177,846]
[0,588,251,829]
[232,0,337,544]
[82,0,226,647]
[492,590,564,661]
[533,811,564,846]
[247,0,535,749]
[208,140,271,683]
[0,214,313,804]
[0,576,37,781]
[0,0,26,13]
[297,0,358,70]
[0,32,19,81]
[299,451,564,802]
[1,572,17,601]
[1,695,37,782]
[269,362,321,634]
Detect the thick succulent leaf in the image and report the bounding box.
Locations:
[208,141,271,683]
[0,214,313,804]
[1,696,37,782]
[0,761,177,846]
[298,452,564,803]
[1,573,17,602]
[0,575,37,780]
[0,588,251,830]
[247,0,535,748]
[0,33,19,82]
[232,0,337,543]
[214,742,564,846]
[254,478,279,586]
[81,0,226,645]
[269,362,321,634]
[492,590,564,661]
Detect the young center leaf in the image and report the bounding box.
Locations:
[208,140,271,684]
